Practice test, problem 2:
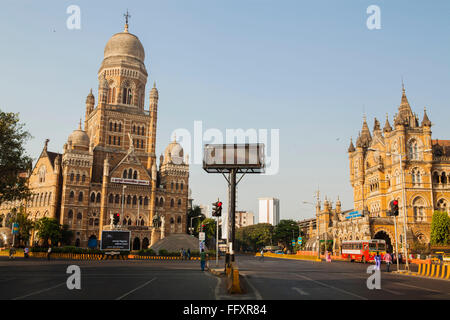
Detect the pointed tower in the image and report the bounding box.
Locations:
[147,82,159,170]
[85,89,95,129]
[383,113,392,133]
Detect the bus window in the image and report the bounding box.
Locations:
[369,243,377,251]
[378,243,386,251]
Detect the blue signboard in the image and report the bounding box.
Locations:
[345,211,362,219]
[12,223,19,235]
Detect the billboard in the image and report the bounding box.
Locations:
[203,144,265,173]
[101,230,131,251]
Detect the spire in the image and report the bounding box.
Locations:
[359,116,372,148]
[123,10,131,32]
[383,113,392,132]
[396,81,414,126]
[348,137,355,152]
[373,117,381,132]
[422,107,432,127]
[78,118,82,130]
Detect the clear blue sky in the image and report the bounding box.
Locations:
[1,0,450,222]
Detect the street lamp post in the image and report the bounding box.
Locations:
[189,215,202,235]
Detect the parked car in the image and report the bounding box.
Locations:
[274,250,284,254]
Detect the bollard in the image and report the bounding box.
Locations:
[417,264,422,276]
[435,265,440,278]
[425,263,431,276]
[430,264,436,277]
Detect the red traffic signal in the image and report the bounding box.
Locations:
[212,200,222,217]
[393,200,398,206]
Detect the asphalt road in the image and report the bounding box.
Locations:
[237,255,450,300]
[0,255,449,300]
[0,257,223,300]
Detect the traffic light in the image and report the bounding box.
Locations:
[212,200,222,217]
[389,200,399,216]
[113,213,120,225]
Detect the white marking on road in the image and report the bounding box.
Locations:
[292,287,309,296]
[240,273,263,300]
[382,288,403,295]
[12,282,66,300]
[115,277,157,300]
[393,282,445,294]
[296,274,368,300]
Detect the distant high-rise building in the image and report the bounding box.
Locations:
[235,211,254,228]
[258,198,280,226]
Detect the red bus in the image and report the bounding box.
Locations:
[341,240,386,263]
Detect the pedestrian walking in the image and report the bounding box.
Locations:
[200,249,207,271]
[47,246,52,261]
[9,245,16,260]
[183,249,187,260]
[180,248,184,260]
[187,248,191,260]
[260,248,264,261]
[24,246,29,259]
[384,252,392,272]
[326,251,332,262]
[374,251,381,270]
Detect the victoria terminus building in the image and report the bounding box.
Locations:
[0,22,190,249]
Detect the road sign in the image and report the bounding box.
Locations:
[298,237,302,245]
[199,232,205,241]
[12,223,19,235]
[100,230,131,251]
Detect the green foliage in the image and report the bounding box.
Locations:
[158,249,169,256]
[0,110,33,205]
[30,246,102,254]
[410,241,430,255]
[34,217,62,246]
[138,248,156,256]
[8,206,34,245]
[273,219,300,249]
[187,205,205,236]
[430,210,450,245]
[236,223,274,251]
[198,218,217,248]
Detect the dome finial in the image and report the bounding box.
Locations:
[123,9,131,32]
[78,118,82,130]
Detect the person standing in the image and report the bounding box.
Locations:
[260,248,264,262]
[374,251,381,270]
[47,246,52,261]
[187,248,191,260]
[200,249,207,271]
[9,245,16,260]
[384,252,392,272]
[24,246,29,259]
[180,248,184,260]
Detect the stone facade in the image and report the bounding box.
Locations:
[0,24,189,249]
[302,86,450,254]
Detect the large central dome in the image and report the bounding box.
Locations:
[103,31,145,62]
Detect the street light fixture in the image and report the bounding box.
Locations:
[189,215,203,235]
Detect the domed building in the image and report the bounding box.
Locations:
[0,21,190,249]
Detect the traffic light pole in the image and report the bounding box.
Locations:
[393,215,400,271]
[228,168,237,261]
[216,216,219,266]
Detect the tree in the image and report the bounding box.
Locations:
[274,219,300,249]
[235,223,274,251]
[430,210,450,245]
[60,224,74,246]
[0,110,33,205]
[187,205,205,237]
[8,206,34,246]
[35,217,62,246]
[198,218,216,248]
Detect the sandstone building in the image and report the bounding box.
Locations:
[0,22,189,249]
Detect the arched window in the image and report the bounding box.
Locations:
[132,196,137,206]
[70,172,74,181]
[160,198,164,207]
[78,192,84,202]
[170,217,174,224]
[433,172,440,184]
[140,219,145,226]
[109,122,113,131]
[90,192,96,203]
[69,191,75,200]
[133,170,138,180]
[77,212,82,223]
[178,199,182,207]
[122,87,132,104]
[176,182,179,190]
[115,194,120,204]
[144,197,149,208]
[408,139,419,160]
[180,183,184,191]
[413,197,426,222]
[177,216,181,224]
[82,174,86,183]
[123,170,127,179]
[96,193,101,203]
[441,172,448,184]
[76,173,80,182]
[127,195,131,205]
[141,127,145,136]
[171,182,174,190]
[437,199,448,214]
[118,123,121,132]
[170,199,174,207]
[128,169,133,179]
[68,210,73,219]
[137,126,140,135]
[132,125,136,133]
[109,194,114,203]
